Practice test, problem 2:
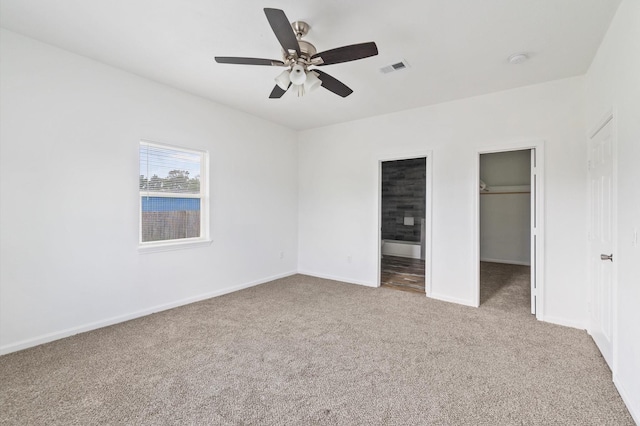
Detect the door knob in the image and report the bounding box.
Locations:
[600,254,613,262]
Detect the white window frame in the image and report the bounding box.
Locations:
[138,140,211,253]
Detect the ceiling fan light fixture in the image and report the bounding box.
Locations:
[216,8,378,99]
[304,71,322,92]
[275,69,291,90]
[289,64,307,85]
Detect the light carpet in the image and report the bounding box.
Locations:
[0,274,633,425]
[480,261,531,313]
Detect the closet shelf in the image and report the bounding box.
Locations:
[479,184,531,195]
[480,191,530,195]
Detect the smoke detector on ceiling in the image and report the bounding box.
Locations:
[508,53,529,64]
[380,60,410,74]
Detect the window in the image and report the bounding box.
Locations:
[139,141,210,251]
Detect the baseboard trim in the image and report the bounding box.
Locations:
[429,292,476,307]
[613,374,640,424]
[542,315,586,330]
[0,270,297,356]
[297,270,376,288]
[480,257,531,266]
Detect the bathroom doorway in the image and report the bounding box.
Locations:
[379,157,427,294]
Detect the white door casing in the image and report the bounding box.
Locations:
[530,149,538,315]
[587,116,615,369]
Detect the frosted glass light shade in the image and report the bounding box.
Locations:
[304,71,321,92]
[289,64,307,85]
[275,69,291,90]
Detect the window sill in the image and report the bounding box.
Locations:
[138,238,213,254]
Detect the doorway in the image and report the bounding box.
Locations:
[479,150,532,312]
[475,143,544,317]
[379,157,428,294]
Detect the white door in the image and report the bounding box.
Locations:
[530,149,537,315]
[588,117,614,368]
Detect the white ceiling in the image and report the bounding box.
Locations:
[0,0,621,130]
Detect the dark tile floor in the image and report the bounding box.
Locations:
[380,255,425,294]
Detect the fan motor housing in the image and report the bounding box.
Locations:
[297,40,317,59]
[282,39,317,64]
[281,21,316,62]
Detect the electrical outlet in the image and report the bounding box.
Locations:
[280,251,284,259]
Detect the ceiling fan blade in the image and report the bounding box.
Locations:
[215,57,285,66]
[264,8,301,57]
[269,83,290,99]
[312,42,378,66]
[314,70,353,97]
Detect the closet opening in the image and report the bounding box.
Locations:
[478,149,537,314]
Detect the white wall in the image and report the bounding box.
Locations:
[0,30,299,354]
[480,192,530,265]
[298,76,587,325]
[480,150,531,186]
[585,0,640,421]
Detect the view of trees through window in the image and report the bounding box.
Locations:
[139,169,200,193]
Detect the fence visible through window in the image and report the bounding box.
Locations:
[140,197,200,242]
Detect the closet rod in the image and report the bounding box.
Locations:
[480,191,530,195]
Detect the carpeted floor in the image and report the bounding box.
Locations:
[480,261,531,313]
[0,274,633,425]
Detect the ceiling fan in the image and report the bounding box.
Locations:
[215,8,378,98]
